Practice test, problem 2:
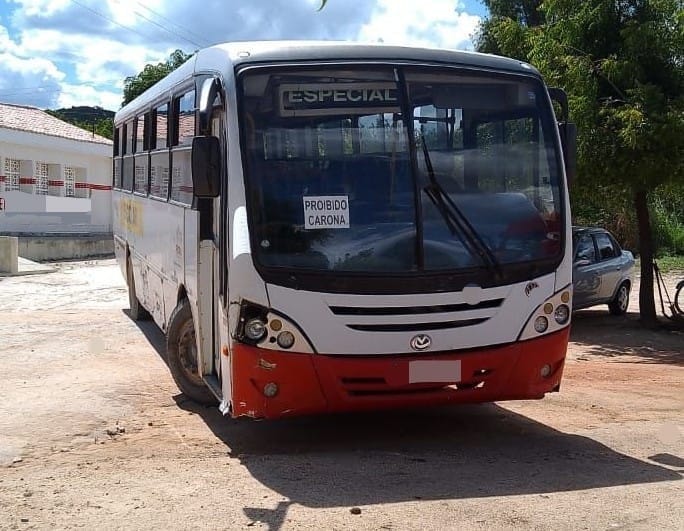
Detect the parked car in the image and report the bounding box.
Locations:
[572,226,635,314]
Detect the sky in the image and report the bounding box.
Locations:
[0,0,488,112]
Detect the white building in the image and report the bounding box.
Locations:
[0,103,113,234]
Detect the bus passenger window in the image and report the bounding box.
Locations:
[113,127,122,189]
[170,89,195,205]
[150,103,170,199]
[134,115,149,194]
[155,103,169,149]
[175,90,196,146]
[135,116,145,153]
[122,120,135,191]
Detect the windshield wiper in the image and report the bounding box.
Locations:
[419,138,502,278]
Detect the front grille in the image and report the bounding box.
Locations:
[347,317,489,332]
[327,293,504,334]
[329,298,503,316]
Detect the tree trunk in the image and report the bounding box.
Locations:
[634,188,658,325]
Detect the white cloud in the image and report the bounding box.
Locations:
[57,81,121,109]
[358,0,481,49]
[8,0,70,18]
[0,0,483,110]
[0,23,65,107]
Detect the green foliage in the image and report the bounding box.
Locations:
[122,49,193,107]
[650,254,684,274]
[531,0,684,195]
[45,107,114,140]
[651,183,684,256]
[476,0,684,321]
[475,0,544,56]
[571,180,683,258]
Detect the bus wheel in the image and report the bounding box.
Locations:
[126,257,150,321]
[166,299,218,406]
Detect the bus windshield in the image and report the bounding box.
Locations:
[240,67,563,275]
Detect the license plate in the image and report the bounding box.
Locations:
[408,360,462,384]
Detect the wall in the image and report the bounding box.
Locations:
[0,127,112,234]
[15,234,114,261]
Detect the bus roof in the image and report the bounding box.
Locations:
[116,40,541,123]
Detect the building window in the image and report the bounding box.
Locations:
[64,166,75,197]
[4,158,20,191]
[35,162,49,195]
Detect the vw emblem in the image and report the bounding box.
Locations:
[410,334,432,351]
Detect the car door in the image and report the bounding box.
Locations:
[593,232,623,301]
[573,233,602,308]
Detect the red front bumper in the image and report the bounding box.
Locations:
[229,328,569,419]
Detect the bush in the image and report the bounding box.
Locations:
[651,183,684,256]
[570,181,684,257]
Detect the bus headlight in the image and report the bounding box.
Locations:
[276,331,295,349]
[245,318,267,341]
[554,304,570,325]
[519,285,572,341]
[534,316,549,333]
[234,301,314,353]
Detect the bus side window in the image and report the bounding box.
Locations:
[113,126,122,189]
[134,115,149,194]
[122,121,135,191]
[170,89,195,205]
[150,103,170,199]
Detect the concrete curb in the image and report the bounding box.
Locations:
[0,257,57,277]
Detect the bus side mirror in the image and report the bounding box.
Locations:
[562,122,577,186]
[548,88,577,186]
[192,136,220,198]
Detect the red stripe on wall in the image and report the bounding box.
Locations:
[0,175,6,182]
[89,184,113,191]
[48,180,65,186]
[19,177,36,185]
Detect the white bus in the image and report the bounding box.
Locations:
[113,41,576,419]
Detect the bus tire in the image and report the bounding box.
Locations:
[166,299,218,406]
[127,257,150,321]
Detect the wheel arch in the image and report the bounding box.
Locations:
[177,284,188,305]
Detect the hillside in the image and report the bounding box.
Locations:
[46,106,114,140]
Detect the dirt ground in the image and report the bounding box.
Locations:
[0,259,682,530]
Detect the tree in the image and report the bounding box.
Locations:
[477,0,684,324]
[46,107,114,140]
[122,49,193,107]
[475,0,544,57]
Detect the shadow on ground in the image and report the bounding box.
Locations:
[126,308,682,530]
[570,309,684,365]
[176,399,681,530]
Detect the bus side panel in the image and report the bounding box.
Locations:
[121,195,181,331]
[112,190,127,280]
[183,209,199,305]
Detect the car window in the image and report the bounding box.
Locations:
[575,235,596,263]
[608,233,622,254]
[594,232,617,260]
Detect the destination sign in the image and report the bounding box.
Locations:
[279,83,400,117]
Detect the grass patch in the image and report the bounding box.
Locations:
[653,255,684,274]
[635,256,684,274]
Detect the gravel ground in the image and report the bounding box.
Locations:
[0,259,682,530]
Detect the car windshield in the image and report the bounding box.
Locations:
[240,67,563,274]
